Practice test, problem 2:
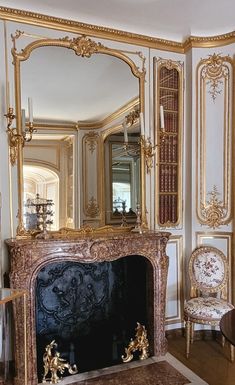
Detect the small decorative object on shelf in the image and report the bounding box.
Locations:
[122,322,149,363]
[131,204,143,234]
[42,340,78,384]
[113,197,127,214]
[24,193,54,237]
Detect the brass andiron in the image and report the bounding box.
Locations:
[122,322,149,363]
[42,340,78,384]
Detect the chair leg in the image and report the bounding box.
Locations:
[222,335,225,347]
[190,322,194,344]
[230,344,234,362]
[186,320,191,358]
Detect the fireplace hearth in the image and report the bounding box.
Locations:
[36,256,150,381]
[6,230,170,385]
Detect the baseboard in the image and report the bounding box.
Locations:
[166,328,222,342]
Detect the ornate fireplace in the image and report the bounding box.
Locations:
[6,230,170,385]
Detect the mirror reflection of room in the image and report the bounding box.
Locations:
[104,119,141,225]
[23,133,75,231]
[18,38,141,230]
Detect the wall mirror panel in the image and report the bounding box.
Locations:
[11,34,146,235]
[104,125,141,225]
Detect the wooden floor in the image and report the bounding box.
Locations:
[167,333,235,385]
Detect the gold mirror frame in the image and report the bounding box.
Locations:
[11,34,147,236]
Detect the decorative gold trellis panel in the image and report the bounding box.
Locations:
[154,58,184,227]
[196,54,234,228]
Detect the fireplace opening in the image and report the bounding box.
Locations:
[35,255,153,382]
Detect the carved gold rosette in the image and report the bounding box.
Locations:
[60,35,104,57]
[200,186,227,229]
[200,53,229,102]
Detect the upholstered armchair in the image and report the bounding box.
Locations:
[184,245,234,361]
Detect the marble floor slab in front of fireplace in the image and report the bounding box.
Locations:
[38,353,208,385]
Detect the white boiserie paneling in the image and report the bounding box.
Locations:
[165,236,183,324]
[196,53,233,226]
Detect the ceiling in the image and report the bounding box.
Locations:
[1,0,234,42]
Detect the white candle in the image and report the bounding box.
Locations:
[8,82,14,108]
[28,97,33,123]
[123,122,128,143]
[139,112,145,133]
[11,83,14,108]
[160,105,165,130]
[21,109,26,131]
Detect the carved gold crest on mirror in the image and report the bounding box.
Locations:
[7,32,149,236]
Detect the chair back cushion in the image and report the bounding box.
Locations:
[189,246,228,294]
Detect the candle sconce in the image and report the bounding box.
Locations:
[140,134,165,174]
[5,106,36,166]
[122,107,165,174]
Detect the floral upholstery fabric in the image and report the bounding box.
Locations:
[192,250,225,289]
[184,297,234,321]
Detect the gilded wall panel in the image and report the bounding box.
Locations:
[82,132,101,219]
[165,235,183,324]
[196,54,233,228]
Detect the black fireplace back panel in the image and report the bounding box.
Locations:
[35,255,149,380]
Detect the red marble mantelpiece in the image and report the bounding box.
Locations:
[5,230,170,385]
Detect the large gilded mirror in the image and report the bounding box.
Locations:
[11,34,146,236]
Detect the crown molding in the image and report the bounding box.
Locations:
[184,31,235,51]
[0,6,234,53]
[0,6,184,53]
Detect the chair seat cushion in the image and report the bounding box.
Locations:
[184,297,234,321]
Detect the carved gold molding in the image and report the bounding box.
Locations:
[11,33,146,80]
[25,98,139,132]
[200,186,227,229]
[184,32,235,51]
[85,132,99,154]
[60,35,104,57]
[82,132,101,219]
[0,7,235,52]
[11,32,146,235]
[201,53,229,102]
[50,224,133,238]
[85,196,100,218]
[77,97,139,130]
[196,53,233,226]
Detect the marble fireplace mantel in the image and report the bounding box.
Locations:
[5,230,170,385]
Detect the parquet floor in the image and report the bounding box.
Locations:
[168,334,235,385]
